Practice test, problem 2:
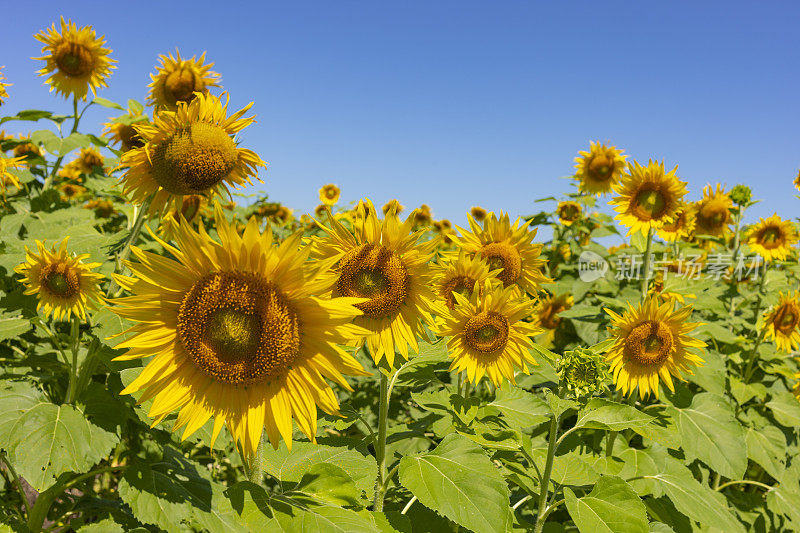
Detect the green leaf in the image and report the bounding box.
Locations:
[0,382,118,491]
[486,384,549,429]
[292,463,361,507]
[669,392,747,479]
[0,315,31,341]
[563,476,649,533]
[57,132,92,155]
[531,449,599,486]
[92,96,125,110]
[544,389,579,418]
[766,392,800,427]
[0,109,53,124]
[574,399,654,432]
[261,440,377,494]
[30,129,61,153]
[398,433,512,533]
[745,426,786,480]
[647,461,745,533]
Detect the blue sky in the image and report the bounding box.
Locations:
[2,1,798,235]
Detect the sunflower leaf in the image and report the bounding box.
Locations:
[563,476,649,533]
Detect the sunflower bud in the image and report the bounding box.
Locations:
[730,184,752,207]
[556,347,610,398]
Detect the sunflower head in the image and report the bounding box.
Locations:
[534,293,574,331]
[470,206,487,222]
[556,200,582,226]
[103,103,149,152]
[557,347,610,398]
[0,66,11,106]
[763,292,800,353]
[694,184,733,237]
[58,182,87,201]
[119,92,266,215]
[413,204,433,227]
[746,214,799,262]
[605,298,705,399]
[84,199,116,218]
[319,184,341,206]
[435,278,540,386]
[14,238,104,321]
[574,141,628,195]
[382,199,404,216]
[610,160,688,236]
[435,252,499,310]
[75,147,104,174]
[33,17,116,100]
[0,154,25,195]
[729,184,752,207]
[656,202,696,242]
[13,138,42,160]
[794,171,800,193]
[148,50,221,111]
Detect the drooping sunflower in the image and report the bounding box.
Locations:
[693,184,733,237]
[532,293,574,347]
[108,207,370,458]
[103,105,148,152]
[0,66,10,106]
[319,184,341,206]
[119,92,266,216]
[0,154,25,195]
[455,211,550,295]
[746,214,799,262]
[605,298,705,399]
[14,237,104,321]
[435,252,499,310]
[556,201,582,226]
[383,199,404,215]
[763,292,800,353]
[656,202,696,242]
[33,18,116,100]
[610,160,688,237]
[470,206,487,222]
[311,200,438,367]
[147,50,221,111]
[574,141,628,195]
[435,279,541,386]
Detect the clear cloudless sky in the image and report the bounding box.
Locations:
[2,1,798,238]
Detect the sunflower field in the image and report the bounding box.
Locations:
[1,17,800,533]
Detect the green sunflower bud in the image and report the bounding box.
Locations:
[556,347,610,398]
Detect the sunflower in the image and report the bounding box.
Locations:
[0,66,10,105]
[13,138,41,160]
[746,215,798,262]
[159,194,210,240]
[314,204,327,218]
[319,184,340,206]
[311,200,437,367]
[763,292,800,353]
[574,141,628,195]
[148,50,221,111]
[533,293,574,347]
[694,184,733,237]
[610,160,688,237]
[84,199,116,218]
[470,206,487,222]
[383,199,404,215]
[103,105,148,152]
[74,147,104,174]
[119,92,266,216]
[33,18,116,100]
[275,205,293,223]
[435,279,540,386]
[605,298,705,399]
[795,171,800,193]
[455,211,550,295]
[435,252,499,310]
[0,154,25,195]
[14,237,104,321]
[58,182,87,201]
[414,204,433,227]
[656,202,696,242]
[108,207,369,458]
[556,201,582,226]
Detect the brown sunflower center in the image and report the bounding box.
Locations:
[40,263,80,298]
[481,242,522,287]
[587,154,614,182]
[54,41,94,77]
[559,204,580,222]
[773,304,799,334]
[177,271,301,385]
[165,66,202,104]
[324,188,337,199]
[697,205,729,233]
[632,187,668,221]
[440,275,475,309]
[151,122,238,195]
[464,311,510,353]
[624,320,674,366]
[757,227,783,249]
[336,243,409,319]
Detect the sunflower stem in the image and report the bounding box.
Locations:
[0,450,31,517]
[107,195,154,296]
[41,96,81,191]
[743,262,770,382]
[533,393,561,533]
[373,371,390,512]
[640,227,654,300]
[247,435,265,485]
[727,207,744,317]
[65,315,81,404]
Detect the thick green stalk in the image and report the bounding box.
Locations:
[65,315,81,404]
[533,410,561,533]
[640,227,654,299]
[373,372,390,511]
[248,436,265,485]
[0,451,30,517]
[743,263,770,381]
